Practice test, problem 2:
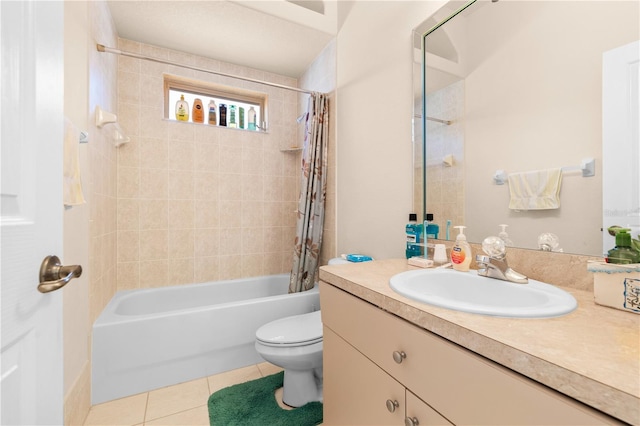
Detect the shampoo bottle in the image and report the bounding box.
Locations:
[219,104,227,126]
[175,94,189,121]
[248,107,257,130]
[208,100,217,125]
[451,225,472,271]
[228,105,237,128]
[192,98,204,123]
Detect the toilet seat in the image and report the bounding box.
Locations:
[256,310,322,347]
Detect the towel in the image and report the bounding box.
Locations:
[63,117,86,207]
[508,168,562,210]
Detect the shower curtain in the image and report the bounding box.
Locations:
[289,93,329,293]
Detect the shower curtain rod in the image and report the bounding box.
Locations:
[96,44,321,96]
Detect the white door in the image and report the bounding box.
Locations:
[602,40,640,255]
[1,1,65,424]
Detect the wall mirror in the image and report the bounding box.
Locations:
[413,0,639,256]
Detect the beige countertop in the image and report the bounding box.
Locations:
[319,258,640,425]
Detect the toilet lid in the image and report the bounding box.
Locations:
[256,310,322,346]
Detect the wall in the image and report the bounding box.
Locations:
[299,39,337,267]
[63,1,118,425]
[463,1,639,254]
[336,1,446,259]
[115,39,300,290]
[425,80,465,232]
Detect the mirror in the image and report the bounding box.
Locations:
[413,0,639,256]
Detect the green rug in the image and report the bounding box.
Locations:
[208,371,323,426]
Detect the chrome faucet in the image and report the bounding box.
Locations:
[476,236,528,284]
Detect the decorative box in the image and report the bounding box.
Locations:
[587,261,640,314]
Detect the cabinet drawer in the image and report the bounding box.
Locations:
[406,390,453,426]
[320,282,616,425]
[324,326,406,425]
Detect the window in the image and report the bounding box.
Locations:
[164,75,267,131]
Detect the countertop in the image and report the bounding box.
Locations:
[319,259,640,425]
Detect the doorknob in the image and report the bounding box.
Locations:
[38,255,82,293]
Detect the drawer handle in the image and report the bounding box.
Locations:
[405,416,419,426]
[392,350,406,364]
[386,399,399,413]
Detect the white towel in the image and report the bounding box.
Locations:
[508,168,562,210]
[63,117,86,206]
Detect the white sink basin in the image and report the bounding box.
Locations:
[389,269,577,318]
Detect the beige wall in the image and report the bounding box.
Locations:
[336,1,446,259]
[63,1,118,425]
[463,1,639,254]
[115,39,301,290]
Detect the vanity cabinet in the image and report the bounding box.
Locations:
[320,281,618,425]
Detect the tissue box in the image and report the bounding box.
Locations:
[587,261,640,314]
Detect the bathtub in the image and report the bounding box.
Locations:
[91,273,319,404]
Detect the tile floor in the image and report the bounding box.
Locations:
[83,362,284,426]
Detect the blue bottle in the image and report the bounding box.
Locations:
[406,213,423,258]
[424,213,439,240]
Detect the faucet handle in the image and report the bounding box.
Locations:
[476,254,491,264]
[482,236,506,259]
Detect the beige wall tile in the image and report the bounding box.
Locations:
[117,230,139,262]
[219,228,242,255]
[168,140,194,171]
[117,261,140,291]
[140,137,168,170]
[194,256,220,283]
[194,171,219,201]
[168,170,194,200]
[167,258,194,286]
[140,229,168,260]
[168,229,194,258]
[139,260,168,287]
[140,168,168,199]
[169,200,195,230]
[218,173,241,201]
[117,198,139,231]
[219,254,242,279]
[117,167,140,199]
[194,199,219,229]
[194,228,220,257]
[139,199,168,230]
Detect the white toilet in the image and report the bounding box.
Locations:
[254,258,352,407]
[255,310,323,407]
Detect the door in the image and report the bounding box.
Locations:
[1,1,65,424]
[602,40,640,254]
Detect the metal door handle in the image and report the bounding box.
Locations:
[38,255,82,293]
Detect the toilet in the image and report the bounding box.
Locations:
[254,257,351,407]
[255,310,323,407]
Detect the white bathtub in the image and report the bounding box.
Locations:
[91,273,319,404]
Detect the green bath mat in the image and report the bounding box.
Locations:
[208,371,323,426]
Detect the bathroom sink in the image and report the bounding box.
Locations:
[389,269,577,318]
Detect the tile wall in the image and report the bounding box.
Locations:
[425,80,465,230]
[115,39,301,290]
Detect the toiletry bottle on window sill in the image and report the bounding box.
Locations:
[175,94,189,122]
[192,98,204,123]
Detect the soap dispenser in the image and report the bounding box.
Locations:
[451,226,472,272]
[498,224,513,246]
[607,229,640,264]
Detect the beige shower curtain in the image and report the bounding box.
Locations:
[289,93,329,293]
